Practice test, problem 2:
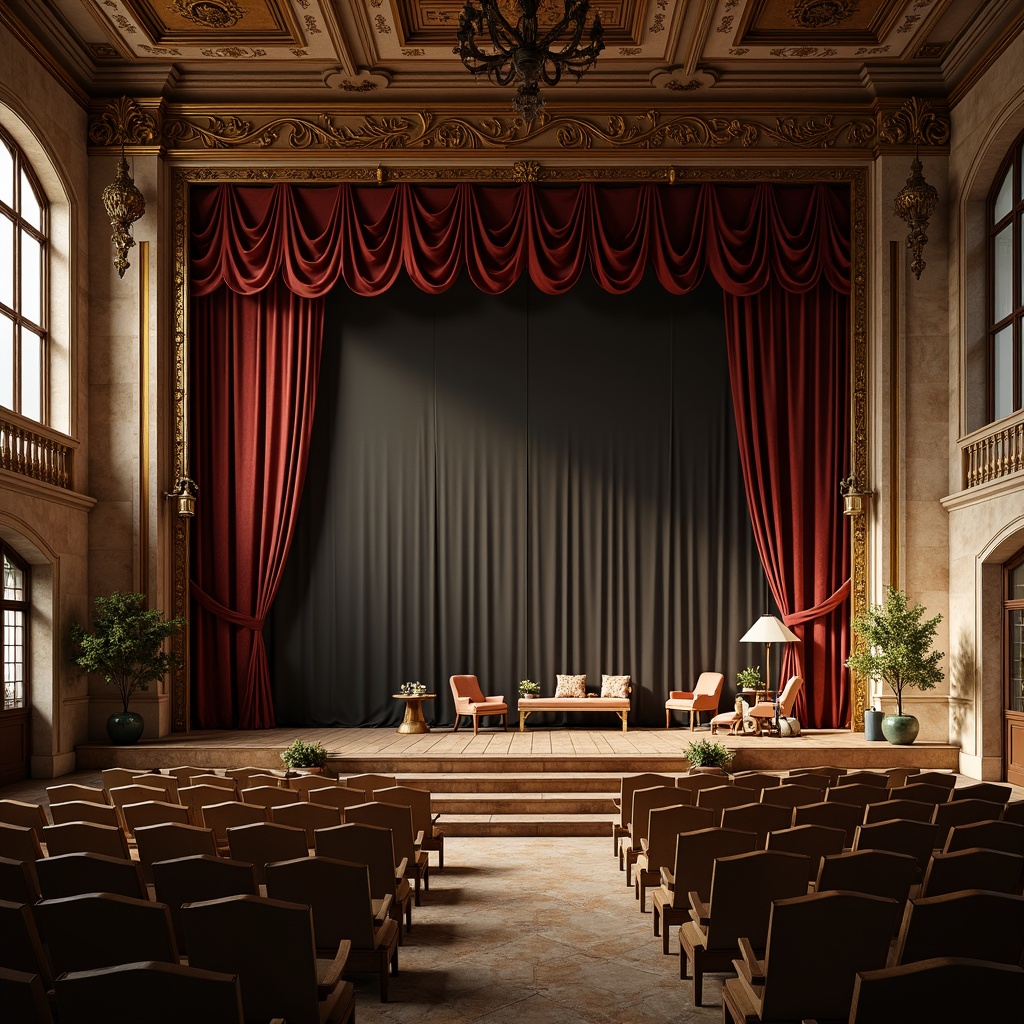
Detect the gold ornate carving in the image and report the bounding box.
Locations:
[169,164,869,733]
[788,0,859,29]
[89,96,158,147]
[511,160,541,182]
[168,0,248,28]
[878,97,949,147]
[849,168,869,730]
[160,109,878,152]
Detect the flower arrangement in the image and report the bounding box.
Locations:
[400,681,427,697]
[519,679,540,697]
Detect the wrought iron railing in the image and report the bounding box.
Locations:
[0,411,75,489]
[961,411,1024,489]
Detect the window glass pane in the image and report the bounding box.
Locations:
[19,170,40,231]
[0,139,12,208]
[994,225,1014,323]
[20,230,40,325]
[0,214,12,309]
[3,555,24,600]
[3,607,26,710]
[0,315,12,409]
[994,324,1014,420]
[1012,561,1024,601]
[995,166,1014,222]
[20,327,40,422]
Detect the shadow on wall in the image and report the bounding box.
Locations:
[948,627,976,746]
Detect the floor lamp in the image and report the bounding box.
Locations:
[740,614,800,732]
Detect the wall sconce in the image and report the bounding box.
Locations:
[839,474,872,516]
[165,477,198,518]
[101,141,146,279]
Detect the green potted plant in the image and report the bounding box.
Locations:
[71,591,185,746]
[845,585,945,745]
[519,679,540,698]
[683,737,735,774]
[736,666,762,692]
[280,738,329,773]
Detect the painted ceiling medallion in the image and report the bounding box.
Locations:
[787,0,858,29]
[168,0,249,29]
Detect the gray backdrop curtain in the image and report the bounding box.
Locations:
[267,271,763,728]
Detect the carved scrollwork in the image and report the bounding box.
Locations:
[879,97,950,147]
[158,109,883,153]
[89,96,158,147]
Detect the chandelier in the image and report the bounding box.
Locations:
[455,0,605,121]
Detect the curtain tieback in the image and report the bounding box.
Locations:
[782,578,850,627]
[191,582,262,631]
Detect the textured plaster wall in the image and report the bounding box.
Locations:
[945,30,1024,779]
[0,23,92,775]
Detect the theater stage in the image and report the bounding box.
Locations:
[75,725,960,775]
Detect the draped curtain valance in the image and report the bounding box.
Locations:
[191,181,850,298]
[189,180,852,729]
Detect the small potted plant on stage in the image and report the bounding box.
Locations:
[280,738,329,774]
[845,585,944,745]
[736,666,762,693]
[519,679,540,699]
[683,738,735,775]
[71,591,185,746]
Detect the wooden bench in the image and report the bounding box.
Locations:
[517,697,631,732]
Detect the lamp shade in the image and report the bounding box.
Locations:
[740,614,800,645]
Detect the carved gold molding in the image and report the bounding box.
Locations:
[169,164,869,732]
[93,102,950,156]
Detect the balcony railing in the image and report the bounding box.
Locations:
[0,411,75,489]
[961,411,1024,490]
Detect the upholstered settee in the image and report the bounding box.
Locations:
[517,675,632,732]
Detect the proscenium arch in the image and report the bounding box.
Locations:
[168,165,870,733]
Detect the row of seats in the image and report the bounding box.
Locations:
[0,764,449,1021]
[610,766,1024,1022]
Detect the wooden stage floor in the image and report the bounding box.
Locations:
[74,725,962,775]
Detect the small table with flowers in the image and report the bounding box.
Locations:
[392,692,436,734]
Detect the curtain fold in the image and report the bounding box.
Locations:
[190,181,852,729]
[191,281,324,728]
[724,283,851,727]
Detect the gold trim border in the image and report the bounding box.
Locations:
[169,164,869,732]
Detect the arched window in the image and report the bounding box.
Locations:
[0,125,47,423]
[2,542,28,711]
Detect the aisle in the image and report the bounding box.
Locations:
[356,836,720,1023]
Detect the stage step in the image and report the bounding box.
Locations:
[378,772,624,794]
[438,813,611,838]
[432,792,617,816]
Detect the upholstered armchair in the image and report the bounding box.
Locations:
[449,675,508,735]
[664,672,724,730]
[749,675,803,735]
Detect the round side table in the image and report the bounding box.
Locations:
[392,693,436,734]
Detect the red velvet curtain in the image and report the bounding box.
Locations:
[190,181,850,728]
[725,285,851,727]
[191,281,324,728]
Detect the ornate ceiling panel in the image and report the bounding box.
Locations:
[4,0,1021,105]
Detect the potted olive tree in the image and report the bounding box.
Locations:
[71,591,185,745]
[845,585,944,745]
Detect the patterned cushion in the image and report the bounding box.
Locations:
[600,674,631,698]
[554,674,587,698]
